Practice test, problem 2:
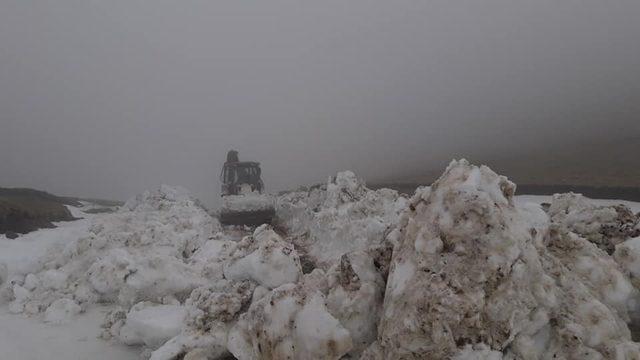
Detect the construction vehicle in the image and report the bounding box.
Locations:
[219,150,275,226]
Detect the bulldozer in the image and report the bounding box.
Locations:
[219,150,275,226]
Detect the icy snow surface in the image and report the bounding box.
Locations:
[2,173,640,359]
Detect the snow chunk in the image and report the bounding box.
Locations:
[119,303,187,348]
[325,250,386,357]
[224,225,302,289]
[44,298,82,324]
[88,247,205,306]
[150,280,255,360]
[229,281,353,360]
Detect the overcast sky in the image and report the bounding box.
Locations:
[1,1,639,206]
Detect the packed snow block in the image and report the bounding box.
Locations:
[150,280,255,360]
[548,193,640,254]
[224,225,302,289]
[189,236,237,281]
[378,159,640,359]
[44,298,82,324]
[88,248,205,306]
[325,250,386,357]
[118,303,187,348]
[228,281,353,360]
[276,171,406,269]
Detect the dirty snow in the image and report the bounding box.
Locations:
[1,171,640,359]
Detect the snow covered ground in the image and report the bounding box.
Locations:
[0,305,138,360]
[0,204,139,360]
[0,205,92,275]
[1,168,640,359]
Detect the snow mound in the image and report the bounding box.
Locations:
[548,192,640,254]
[377,159,640,359]
[276,171,406,269]
[5,185,219,314]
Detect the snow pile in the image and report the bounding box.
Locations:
[276,171,406,269]
[548,192,640,254]
[375,159,640,359]
[3,185,219,315]
[5,166,640,359]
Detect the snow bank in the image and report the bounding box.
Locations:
[4,185,219,315]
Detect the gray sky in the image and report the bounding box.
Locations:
[1,1,639,206]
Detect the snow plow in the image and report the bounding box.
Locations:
[219,150,275,226]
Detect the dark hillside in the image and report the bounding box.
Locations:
[0,187,79,238]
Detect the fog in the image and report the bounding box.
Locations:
[1,1,639,207]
